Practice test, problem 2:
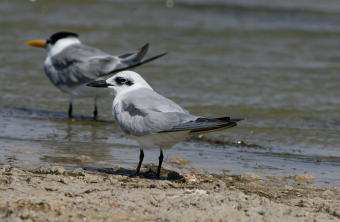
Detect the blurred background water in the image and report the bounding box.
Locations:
[0,0,340,188]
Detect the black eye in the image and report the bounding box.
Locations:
[115,77,131,86]
[46,39,51,44]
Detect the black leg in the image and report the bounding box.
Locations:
[136,149,144,177]
[93,103,98,119]
[157,149,164,179]
[68,102,73,118]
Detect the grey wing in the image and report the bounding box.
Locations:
[113,89,198,136]
[45,43,166,88]
[122,88,190,114]
[45,44,122,87]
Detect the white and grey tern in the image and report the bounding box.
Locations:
[25,32,167,118]
[87,71,245,179]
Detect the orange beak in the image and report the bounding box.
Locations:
[25,40,46,48]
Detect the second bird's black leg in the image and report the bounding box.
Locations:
[68,102,73,118]
[136,149,144,177]
[93,98,98,119]
[157,149,164,179]
[93,104,98,119]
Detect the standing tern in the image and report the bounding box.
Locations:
[25,31,167,118]
[87,71,245,179]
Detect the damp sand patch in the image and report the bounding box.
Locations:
[1,162,340,221]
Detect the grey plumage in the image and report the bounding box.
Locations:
[112,88,244,136]
[45,43,164,88]
[113,88,197,136]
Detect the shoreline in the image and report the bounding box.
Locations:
[1,162,340,221]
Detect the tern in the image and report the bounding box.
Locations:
[25,31,167,118]
[87,71,245,179]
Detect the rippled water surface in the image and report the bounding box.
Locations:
[1,0,340,188]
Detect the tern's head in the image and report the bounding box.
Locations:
[25,31,80,55]
[87,71,153,96]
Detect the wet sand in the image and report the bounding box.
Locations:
[1,159,340,222]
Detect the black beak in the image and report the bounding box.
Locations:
[86,80,113,88]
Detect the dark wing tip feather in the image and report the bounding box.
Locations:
[189,121,238,135]
[118,52,134,59]
[101,52,168,77]
[160,116,245,134]
[141,43,149,49]
[230,118,246,122]
[141,52,168,64]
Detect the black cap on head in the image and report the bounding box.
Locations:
[47,31,79,45]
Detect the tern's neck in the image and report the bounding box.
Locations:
[48,37,81,57]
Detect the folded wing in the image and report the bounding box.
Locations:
[113,89,197,136]
[113,88,245,136]
[162,117,245,135]
[45,43,166,87]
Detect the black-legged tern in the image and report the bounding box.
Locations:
[87,71,245,179]
[25,32,167,118]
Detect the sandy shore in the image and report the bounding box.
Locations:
[1,161,340,222]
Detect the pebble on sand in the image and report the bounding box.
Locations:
[169,157,189,165]
[240,172,264,181]
[76,155,91,162]
[222,168,231,174]
[267,175,286,180]
[294,174,316,183]
[184,174,195,179]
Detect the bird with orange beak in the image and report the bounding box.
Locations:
[26,32,166,118]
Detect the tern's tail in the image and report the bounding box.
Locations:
[188,117,245,135]
[160,117,245,135]
[104,43,167,76]
[119,43,149,62]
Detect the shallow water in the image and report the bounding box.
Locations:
[1,0,340,188]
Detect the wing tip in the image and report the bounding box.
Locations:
[216,117,246,123]
[141,52,168,64]
[231,118,246,122]
[140,43,149,52]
